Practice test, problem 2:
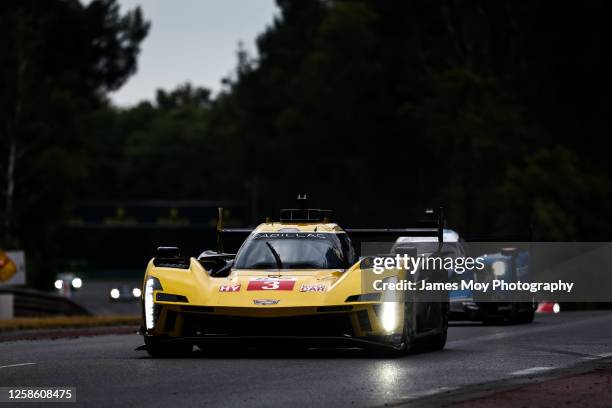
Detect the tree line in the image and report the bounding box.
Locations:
[1,0,611,286]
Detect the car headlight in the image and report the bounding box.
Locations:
[380,302,399,333]
[132,287,142,298]
[110,288,120,299]
[492,261,507,277]
[71,277,82,289]
[54,280,63,290]
[144,277,163,330]
[381,276,400,302]
[378,275,401,333]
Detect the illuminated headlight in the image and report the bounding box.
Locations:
[381,276,399,302]
[378,275,400,333]
[380,302,399,333]
[132,287,142,298]
[54,280,63,290]
[553,303,560,314]
[492,261,507,277]
[110,288,120,299]
[71,277,83,289]
[144,277,162,330]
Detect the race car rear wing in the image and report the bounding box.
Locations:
[216,206,445,253]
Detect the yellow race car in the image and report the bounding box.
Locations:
[139,205,449,357]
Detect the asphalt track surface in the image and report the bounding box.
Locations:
[1,311,612,407]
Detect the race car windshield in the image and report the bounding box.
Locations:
[392,242,459,256]
[234,232,352,270]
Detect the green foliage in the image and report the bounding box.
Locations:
[87,0,610,240]
[500,147,611,241]
[4,0,612,287]
[0,0,149,286]
[81,84,241,200]
[207,0,611,237]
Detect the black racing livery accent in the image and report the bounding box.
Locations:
[156,293,188,303]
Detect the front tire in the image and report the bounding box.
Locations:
[380,303,415,357]
[427,303,448,350]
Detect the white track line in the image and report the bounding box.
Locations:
[582,352,612,360]
[510,366,554,376]
[399,387,459,401]
[0,362,36,369]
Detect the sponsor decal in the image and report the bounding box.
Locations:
[219,283,241,292]
[252,233,329,240]
[253,299,280,305]
[300,284,326,292]
[247,277,296,291]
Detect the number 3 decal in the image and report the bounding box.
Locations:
[247,278,296,290]
[261,281,280,290]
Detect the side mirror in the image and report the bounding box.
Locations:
[153,246,189,269]
[157,246,180,258]
[359,256,376,270]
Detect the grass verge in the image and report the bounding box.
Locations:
[0,315,140,332]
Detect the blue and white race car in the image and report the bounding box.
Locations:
[392,231,535,324]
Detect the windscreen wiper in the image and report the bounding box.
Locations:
[265,241,284,270]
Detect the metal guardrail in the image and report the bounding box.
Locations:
[0,288,90,317]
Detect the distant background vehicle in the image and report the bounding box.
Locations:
[109,284,141,302]
[392,230,535,324]
[54,272,83,298]
[450,247,535,324]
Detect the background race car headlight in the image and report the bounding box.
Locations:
[380,302,399,333]
[492,261,507,277]
[132,287,142,298]
[144,277,163,330]
[71,277,82,289]
[110,288,120,299]
[54,280,63,290]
